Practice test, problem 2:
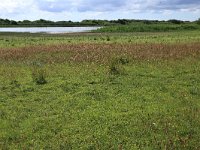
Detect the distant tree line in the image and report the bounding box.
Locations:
[0,18,199,27]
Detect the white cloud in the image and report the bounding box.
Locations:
[0,0,199,21]
[0,0,33,13]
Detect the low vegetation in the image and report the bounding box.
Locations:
[95,23,200,32]
[0,31,200,149]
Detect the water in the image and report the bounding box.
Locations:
[0,27,101,33]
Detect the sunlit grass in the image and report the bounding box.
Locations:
[0,32,200,149]
[0,31,200,48]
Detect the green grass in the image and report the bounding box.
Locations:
[95,23,200,33]
[1,31,200,49]
[0,31,200,149]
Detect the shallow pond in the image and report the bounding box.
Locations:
[0,27,100,33]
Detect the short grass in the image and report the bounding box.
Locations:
[0,32,200,149]
[0,31,200,48]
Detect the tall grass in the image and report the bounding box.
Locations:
[95,23,200,32]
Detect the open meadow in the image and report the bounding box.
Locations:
[0,30,200,149]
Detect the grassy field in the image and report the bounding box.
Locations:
[95,22,200,32]
[0,31,200,149]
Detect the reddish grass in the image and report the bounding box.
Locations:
[0,42,199,64]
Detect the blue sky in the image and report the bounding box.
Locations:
[0,0,199,21]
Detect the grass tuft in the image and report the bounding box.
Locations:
[31,62,47,85]
[109,56,129,75]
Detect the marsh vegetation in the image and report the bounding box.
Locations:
[0,30,200,149]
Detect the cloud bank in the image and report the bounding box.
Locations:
[36,0,200,12]
[0,0,199,21]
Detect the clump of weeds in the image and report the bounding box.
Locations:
[31,61,47,85]
[108,56,130,75]
[106,36,111,41]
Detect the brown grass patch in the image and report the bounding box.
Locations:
[0,42,199,64]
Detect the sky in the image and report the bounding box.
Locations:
[0,0,199,21]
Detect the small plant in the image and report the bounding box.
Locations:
[118,56,130,65]
[31,62,47,85]
[109,63,121,75]
[106,36,111,41]
[10,80,20,88]
[32,69,47,85]
[108,56,129,75]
